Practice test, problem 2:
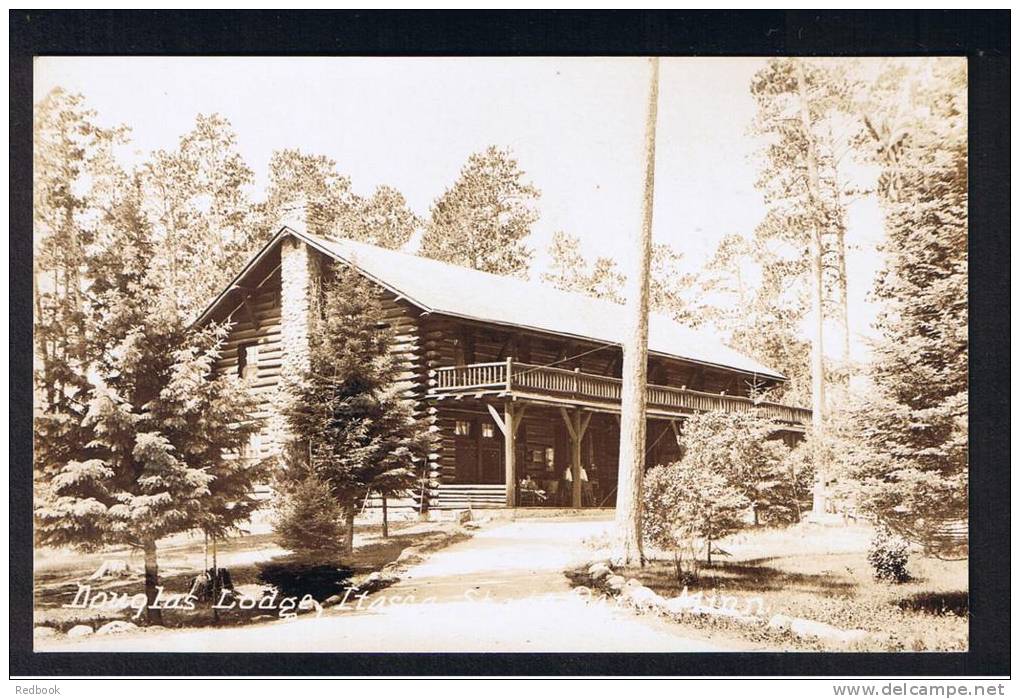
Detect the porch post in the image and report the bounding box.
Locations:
[504,401,516,507]
[572,410,583,508]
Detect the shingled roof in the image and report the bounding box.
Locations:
[198,226,786,381]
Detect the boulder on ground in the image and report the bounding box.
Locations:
[251,615,276,623]
[323,594,345,607]
[605,575,626,591]
[396,546,422,563]
[767,614,793,632]
[587,562,612,580]
[33,626,58,639]
[789,617,871,645]
[88,559,134,580]
[97,620,138,635]
[620,584,663,610]
[67,625,94,638]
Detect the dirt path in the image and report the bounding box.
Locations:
[36,518,737,653]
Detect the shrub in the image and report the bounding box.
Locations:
[643,460,748,583]
[256,556,353,601]
[274,475,349,558]
[867,528,910,582]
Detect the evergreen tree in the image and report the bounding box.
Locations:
[33,88,128,410]
[282,267,433,557]
[142,113,257,317]
[261,149,418,249]
[542,230,625,303]
[420,146,539,277]
[844,59,968,556]
[750,58,856,512]
[542,232,694,322]
[700,233,812,404]
[34,178,263,623]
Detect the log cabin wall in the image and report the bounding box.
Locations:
[212,249,285,462]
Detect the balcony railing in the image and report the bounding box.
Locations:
[429,358,811,426]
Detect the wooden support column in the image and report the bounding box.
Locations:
[488,402,526,507]
[561,407,592,508]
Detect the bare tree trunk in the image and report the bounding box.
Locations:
[381,495,389,538]
[614,56,660,566]
[142,540,164,626]
[794,59,828,517]
[836,222,851,388]
[211,533,219,625]
[344,507,356,557]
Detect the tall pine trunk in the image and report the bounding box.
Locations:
[794,59,829,516]
[614,56,659,566]
[344,507,356,557]
[381,495,389,538]
[142,539,164,626]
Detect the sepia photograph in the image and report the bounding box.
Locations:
[10,9,1009,685]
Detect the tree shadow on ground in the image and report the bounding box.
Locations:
[628,556,858,596]
[896,590,968,617]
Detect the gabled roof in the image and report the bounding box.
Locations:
[197,226,786,381]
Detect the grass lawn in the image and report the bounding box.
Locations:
[616,521,968,651]
[34,518,466,632]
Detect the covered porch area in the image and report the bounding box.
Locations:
[425,359,809,511]
[428,397,686,510]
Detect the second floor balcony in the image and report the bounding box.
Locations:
[427,358,811,428]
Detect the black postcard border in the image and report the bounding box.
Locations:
[9,9,1010,678]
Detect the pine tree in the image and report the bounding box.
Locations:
[33,88,128,411]
[542,230,625,303]
[34,178,264,624]
[750,58,855,513]
[142,113,257,317]
[700,233,812,404]
[282,267,433,557]
[420,146,539,277]
[542,232,694,322]
[845,59,968,557]
[261,149,418,249]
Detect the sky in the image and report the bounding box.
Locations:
[34,56,893,364]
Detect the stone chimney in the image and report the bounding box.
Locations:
[271,204,316,462]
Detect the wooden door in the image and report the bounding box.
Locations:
[454,418,479,483]
[478,418,504,484]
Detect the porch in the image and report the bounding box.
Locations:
[425,360,809,510]
[429,358,812,425]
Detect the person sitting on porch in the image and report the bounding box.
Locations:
[518,475,546,506]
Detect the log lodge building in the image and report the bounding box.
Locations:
[197,224,811,513]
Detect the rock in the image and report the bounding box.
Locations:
[67,625,94,638]
[396,546,422,563]
[620,584,663,610]
[97,620,138,635]
[323,594,344,606]
[789,617,872,645]
[662,595,698,616]
[88,559,134,580]
[767,614,793,632]
[463,521,482,530]
[251,615,276,623]
[605,575,626,591]
[33,626,58,638]
[587,562,612,580]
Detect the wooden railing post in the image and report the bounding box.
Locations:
[505,356,513,393]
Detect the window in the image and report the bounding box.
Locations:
[481,422,495,439]
[454,420,472,437]
[238,343,259,380]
